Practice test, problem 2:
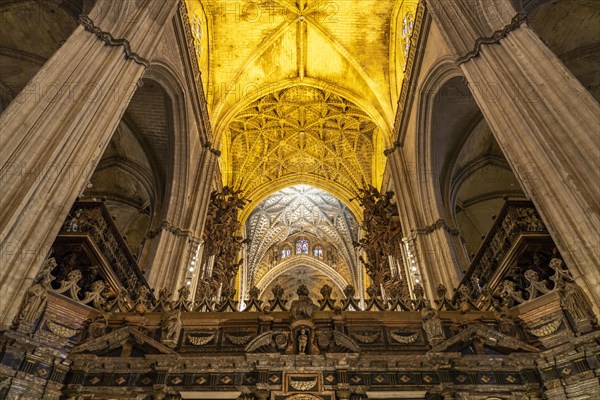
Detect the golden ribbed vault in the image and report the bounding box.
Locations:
[225,85,383,215]
[185,0,419,207]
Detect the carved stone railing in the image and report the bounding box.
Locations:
[6,251,598,400]
[455,200,549,300]
[59,200,154,304]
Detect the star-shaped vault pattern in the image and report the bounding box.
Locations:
[228,86,378,201]
[244,185,359,290]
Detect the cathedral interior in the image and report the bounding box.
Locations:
[0,0,599,399]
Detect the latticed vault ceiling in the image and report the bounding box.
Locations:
[226,86,381,203]
[184,0,419,204]
[182,0,419,296]
[244,185,359,290]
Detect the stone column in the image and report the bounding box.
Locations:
[387,147,463,298]
[145,145,219,293]
[0,0,179,326]
[426,0,600,310]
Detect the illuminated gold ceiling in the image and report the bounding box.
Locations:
[185,0,418,204]
[226,85,384,213]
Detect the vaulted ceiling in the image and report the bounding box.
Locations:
[244,185,359,295]
[185,0,418,204]
[227,85,381,208]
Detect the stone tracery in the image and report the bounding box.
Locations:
[227,86,381,202]
[243,185,359,301]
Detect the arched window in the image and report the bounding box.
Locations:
[401,11,415,65]
[313,246,323,259]
[296,239,309,255]
[192,12,203,57]
[281,247,291,259]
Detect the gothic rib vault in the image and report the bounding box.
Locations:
[182,0,418,299]
[185,0,418,208]
[243,185,360,302]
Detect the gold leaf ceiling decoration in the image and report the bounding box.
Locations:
[224,85,383,209]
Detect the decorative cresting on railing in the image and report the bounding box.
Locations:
[60,200,154,303]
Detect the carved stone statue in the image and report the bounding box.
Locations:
[16,281,47,325]
[87,313,109,339]
[290,284,317,321]
[494,306,517,336]
[161,310,182,346]
[560,281,597,324]
[422,307,445,345]
[297,328,308,354]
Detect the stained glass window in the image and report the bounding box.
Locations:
[401,11,415,67]
[281,247,291,259]
[193,12,203,57]
[313,246,323,259]
[296,239,309,255]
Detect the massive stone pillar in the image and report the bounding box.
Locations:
[387,148,463,298]
[426,0,600,310]
[0,0,179,326]
[145,145,219,292]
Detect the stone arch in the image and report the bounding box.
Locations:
[256,255,348,300]
[129,62,193,283]
[415,58,471,224]
[141,62,190,227]
[416,59,527,264]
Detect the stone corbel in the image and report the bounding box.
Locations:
[78,15,150,67]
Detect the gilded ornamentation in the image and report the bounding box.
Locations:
[61,203,149,301]
[187,333,216,346]
[390,331,419,344]
[457,203,548,297]
[353,185,401,287]
[528,320,562,337]
[289,378,317,391]
[198,187,248,297]
[47,321,79,338]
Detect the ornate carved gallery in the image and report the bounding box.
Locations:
[0,0,599,399]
